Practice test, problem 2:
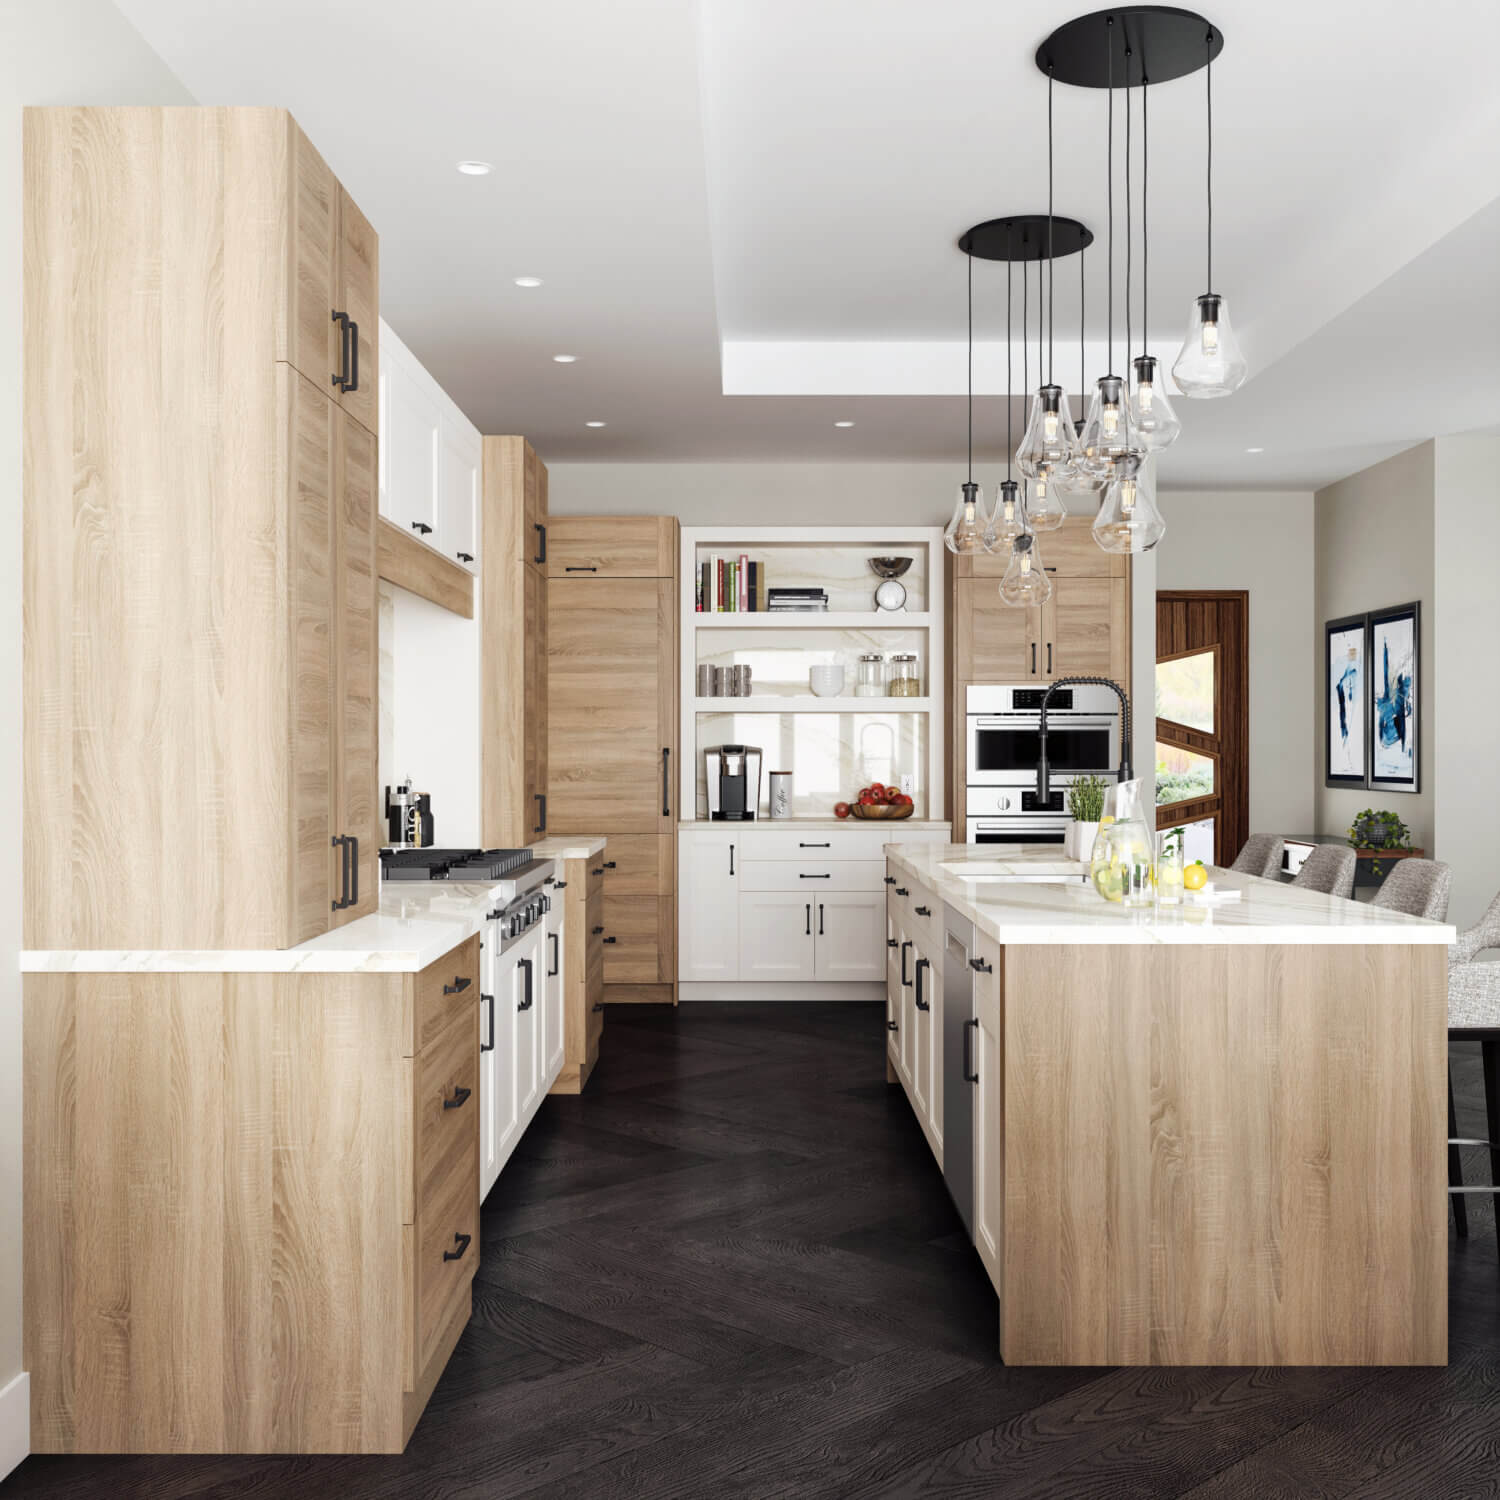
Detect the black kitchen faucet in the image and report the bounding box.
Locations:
[1036,676,1134,802]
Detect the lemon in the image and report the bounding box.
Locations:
[1094,866,1126,902]
[1183,862,1209,892]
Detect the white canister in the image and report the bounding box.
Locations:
[1065,821,1100,862]
[768,772,793,819]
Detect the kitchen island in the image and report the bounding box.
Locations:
[885,842,1455,1368]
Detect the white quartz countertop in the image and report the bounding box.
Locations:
[530,834,609,860]
[20,858,588,975]
[887,843,1458,946]
[678,819,951,832]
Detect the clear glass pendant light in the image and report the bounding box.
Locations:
[1172,37,1247,398]
[991,478,1025,547]
[944,249,992,553]
[1092,453,1166,553]
[1078,373,1133,476]
[1027,464,1067,531]
[999,531,1054,607]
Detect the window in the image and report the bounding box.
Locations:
[1155,649,1216,735]
[1155,742,1216,807]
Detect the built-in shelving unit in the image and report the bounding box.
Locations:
[679,527,946,821]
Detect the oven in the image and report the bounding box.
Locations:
[965,784,1071,845]
[966,684,1120,789]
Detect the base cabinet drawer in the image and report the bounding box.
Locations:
[416,1011,479,1207]
[414,935,480,1053]
[603,890,663,983]
[739,859,886,893]
[414,1143,478,1376]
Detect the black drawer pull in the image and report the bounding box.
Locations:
[805,902,811,936]
[799,873,831,879]
[900,940,912,987]
[895,887,909,896]
[887,938,898,948]
[603,860,617,869]
[592,925,604,935]
[915,957,930,1011]
[565,565,598,572]
[518,956,533,1011]
[443,1085,472,1110]
[331,309,351,390]
[884,875,897,885]
[481,993,495,1053]
[457,551,474,563]
[592,1002,605,1012]
[662,747,671,818]
[969,956,993,974]
[915,905,931,917]
[592,866,604,876]
[346,319,359,392]
[549,931,560,977]
[602,935,617,944]
[818,903,825,936]
[553,880,567,890]
[799,841,831,848]
[442,1232,472,1263]
[443,976,471,995]
[964,1018,980,1083]
[410,519,433,536]
[535,793,546,833]
[887,1020,899,1033]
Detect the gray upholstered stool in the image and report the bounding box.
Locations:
[1371,858,1452,921]
[1230,834,1285,880]
[1290,845,1357,899]
[1448,888,1500,1240]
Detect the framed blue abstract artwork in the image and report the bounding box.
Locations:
[1369,602,1419,794]
[1324,613,1367,788]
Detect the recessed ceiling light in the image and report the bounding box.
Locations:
[513,275,542,288]
[585,421,607,428]
[552,354,577,364]
[456,160,493,176]
[1245,446,1264,453]
[834,420,855,428]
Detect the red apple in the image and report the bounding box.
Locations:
[833,801,851,819]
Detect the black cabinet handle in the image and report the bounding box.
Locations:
[800,842,831,849]
[888,1020,899,1032]
[895,887,909,897]
[818,903,825,936]
[969,956,993,974]
[457,551,474,563]
[884,875,897,886]
[549,931,560,976]
[331,310,351,390]
[553,880,567,890]
[534,522,546,565]
[331,834,351,911]
[901,940,912,987]
[662,747,671,818]
[963,1018,980,1083]
[799,873,831,880]
[481,993,495,1053]
[915,957,930,1012]
[603,860,616,869]
[592,1002,605,1012]
[1046,642,1053,675]
[411,520,433,536]
[443,976,472,995]
[347,319,359,392]
[535,793,546,833]
[518,957,533,1011]
[805,902,811,936]
[349,835,358,906]
[592,866,604,876]
[565,565,597,572]
[887,937,898,948]
[443,1085,472,1110]
[602,935,617,945]
[729,844,735,876]
[915,905,931,917]
[442,1232,471,1263]
[1031,642,1037,674]
[592,925,604,935]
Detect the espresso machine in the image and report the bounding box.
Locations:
[705,744,762,821]
[384,779,434,848]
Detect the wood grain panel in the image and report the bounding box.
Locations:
[376,516,474,618]
[524,564,548,836]
[415,1012,480,1207]
[959,516,1123,579]
[551,854,602,1094]
[954,580,1031,681]
[282,118,338,393]
[998,943,1445,1367]
[1044,575,1128,682]
[414,935,481,1055]
[334,184,378,432]
[545,515,676,578]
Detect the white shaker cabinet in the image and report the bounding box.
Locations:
[480,908,522,1202]
[439,417,481,574]
[812,892,886,981]
[738,892,816,981]
[679,831,740,981]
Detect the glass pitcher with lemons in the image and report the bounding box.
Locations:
[1088,779,1155,905]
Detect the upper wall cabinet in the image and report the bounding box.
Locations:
[378,319,481,575]
[23,107,380,950]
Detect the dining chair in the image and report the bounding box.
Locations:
[1448,887,1500,1241]
[1290,845,1357,899]
[1371,858,1452,922]
[1229,833,1285,880]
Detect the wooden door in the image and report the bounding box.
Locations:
[285,121,340,398]
[1156,591,1249,865]
[547,577,672,833]
[955,579,1032,681]
[524,565,548,836]
[1043,576,1128,683]
[738,892,815,981]
[813,892,885,981]
[524,442,547,569]
[334,186,379,432]
[678,834,738,981]
[333,411,379,923]
[285,368,337,943]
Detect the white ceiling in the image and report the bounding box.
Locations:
[116,0,1500,488]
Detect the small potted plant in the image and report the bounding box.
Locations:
[1347,808,1412,878]
[1065,775,1107,861]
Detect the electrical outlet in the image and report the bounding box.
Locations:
[899,774,914,797]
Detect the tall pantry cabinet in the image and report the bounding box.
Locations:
[546,518,679,1003]
[24,107,380,950]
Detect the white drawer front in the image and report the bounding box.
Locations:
[738,859,887,893]
[721,827,946,860]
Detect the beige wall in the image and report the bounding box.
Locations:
[1433,432,1500,929]
[1313,443,1436,850]
[0,1,193,1471]
[1155,491,1317,839]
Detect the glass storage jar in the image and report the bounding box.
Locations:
[855,653,887,697]
[888,654,921,697]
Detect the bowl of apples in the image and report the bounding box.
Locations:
[838,783,915,820]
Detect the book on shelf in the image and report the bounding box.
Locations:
[699,554,772,612]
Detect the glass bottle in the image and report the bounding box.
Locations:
[1089,779,1155,904]
[856,653,887,698]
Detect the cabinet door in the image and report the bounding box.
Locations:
[484,916,522,1181]
[514,924,543,1119]
[739,892,816,981]
[898,935,916,1085]
[334,185,378,433]
[285,368,336,944]
[1043,576,1128,682]
[524,442,547,570]
[972,932,1003,1295]
[332,411,379,924]
[439,419,480,572]
[382,348,440,545]
[679,834,739,980]
[548,577,673,833]
[544,887,566,1085]
[524,564,548,836]
[601,835,670,985]
[545,516,674,579]
[912,947,934,1123]
[955,578,1034,681]
[284,122,339,399]
[813,892,885,981]
[479,983,500,1201]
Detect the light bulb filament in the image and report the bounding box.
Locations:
[1043,411,1059,441]
[1020,553,1031,575]
[1201,320,1219,354]
[1102,405,1119,436]
[1138,382,1154,413]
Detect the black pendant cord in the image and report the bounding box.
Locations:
[1124,64,1132,389]
[1022,257,1029,422]
[1047,67,1055,386]
[1006,257,1014,482]
[966,248,973,485]
[1205,30,1213,292]
[1079,245,1086,403]
[1105,17,1114,378]
[1142,80,1149,354]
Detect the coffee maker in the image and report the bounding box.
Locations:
[705,744,762,821]
[385,779,434,848]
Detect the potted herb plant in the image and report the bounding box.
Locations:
[1347,808,1413,878]
[1065,774,1107,862]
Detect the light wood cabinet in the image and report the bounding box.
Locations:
[23,934,480,1454]
[550,854,605,1094]
[480,437,550,846]
[1039,574,1129,682]
[24,107,379,950]
[546,515,676,579]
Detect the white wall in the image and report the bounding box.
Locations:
[1155,490,1318,837]
[0,2,194,1474]
[1313,443,1436,852]
[1433,432,1500,929]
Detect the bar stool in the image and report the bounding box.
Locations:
[1290,845,1357,899]
[1371,858,1451,921]
[1230,834,1285,880]
[1448,888,1500,1240]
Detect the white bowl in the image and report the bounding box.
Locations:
[809,666,846,698]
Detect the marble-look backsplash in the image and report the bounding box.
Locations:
[693,545,928,612]
[695,710,927,819]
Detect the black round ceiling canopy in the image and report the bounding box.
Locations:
[1036,6,1221,88]
[958,215,1093,262]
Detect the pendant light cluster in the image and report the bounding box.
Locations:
[945,7,1243,596]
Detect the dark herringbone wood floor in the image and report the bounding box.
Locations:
[8,1005,1500,1499]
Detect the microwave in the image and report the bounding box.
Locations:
[965,684,1120,789]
